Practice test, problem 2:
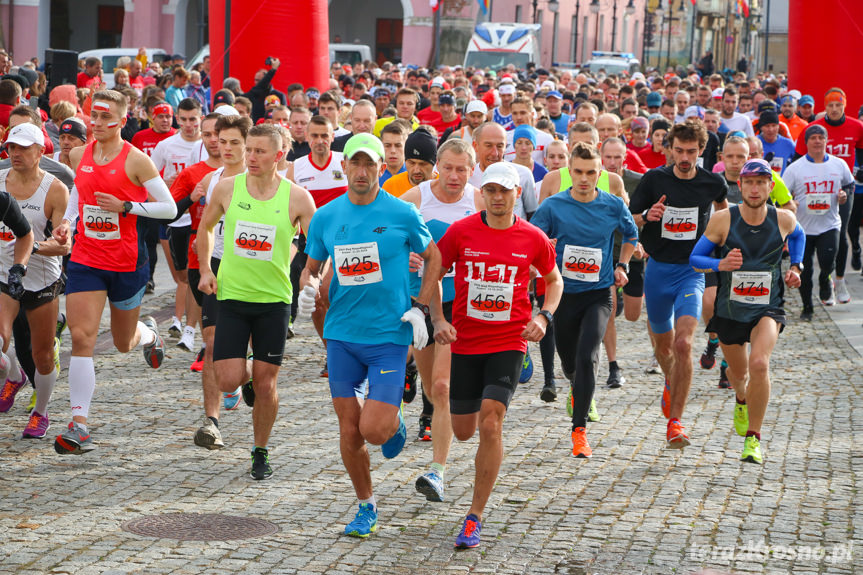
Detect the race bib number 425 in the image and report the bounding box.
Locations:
[661,206,698,240]
[83,205,120,240]
[334,242,382,285]
[233,220,276,261]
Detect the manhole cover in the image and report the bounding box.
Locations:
[121,513,280,541]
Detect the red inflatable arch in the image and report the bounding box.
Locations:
[208,0,330,102]
[788,0,863,115]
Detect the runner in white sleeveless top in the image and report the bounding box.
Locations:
[0,150,69,440]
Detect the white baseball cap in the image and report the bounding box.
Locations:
[431,76,446,88]
[499,84,516,96]
[540,80,556,91]
[481,162,520,190]
[213,104,240,116]
[712,87,724,99]
[465,100,488,115]
[5,123,44,148]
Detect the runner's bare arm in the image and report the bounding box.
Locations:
[37,179,72,256]
[399,186,422,208]
[288,183,316,236]
[538,169,561,204]
[523,266,562,342]
[197,178,233,276]
[415,240,442,307]
[607,172,629,205]
[68,145,86,172]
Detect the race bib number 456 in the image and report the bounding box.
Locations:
[467,280,514,321]
[335,242,382,285]
[233,220,276,261]
[83,205,120,240]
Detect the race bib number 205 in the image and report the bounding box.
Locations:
[83,205,120,240]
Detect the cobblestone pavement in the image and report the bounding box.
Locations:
[1,277,860,574]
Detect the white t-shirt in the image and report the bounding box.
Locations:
[468,161,537,219]
[151,133,203,227]
[783,154,854,236]
[503,127,555,165]
[720,113,754,137]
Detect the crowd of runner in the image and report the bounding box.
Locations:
[0,47,861,549]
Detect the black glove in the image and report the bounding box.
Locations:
[7,264,26,300]
[854,166,863,184]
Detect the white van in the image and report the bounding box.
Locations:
[329,43,372,67]
[78,48,170,88]
[464,23,541,70]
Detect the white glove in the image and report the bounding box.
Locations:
[296,286,317,322]
[401,307,429,350]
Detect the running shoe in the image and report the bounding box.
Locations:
[417,415,432,441]
[835,278,851,304]
[0,367,27,412]
[194,417,224,450]
[168,317,182,338]
[415,470,445,502]
[566,386,574,418]
[381,405,406,459]
[26,389,36,413]
[571,427,592,458]
[800,307,813,322]
[320,365,328,378]
[145,280,155,294]
[853,248,862,272]
[605,365,625,389]
[141,316,164,369]
[615,287,623,318]
[821,282,835,306]
[54,421,95,454]
[734,403,749,437]
[53,337,61,373]
[285,321,295,340]
[740,435,762,464]
[718,363,731,389]
[645,356,662,374]
[519,348,533,383]
[223,387,242,411]
[403,360,418,404]
[250,447,273,480]
[344,503,378,538]
[540,381,557,402]
[666,419,690,449]
[700,339,718,369]
[454,514,482,549]
[22,410,50,439]
[177,331,195,351]
[190,347,205,372]
[587,398,601,422]
[241,381,255,407]
[55,312,67,339]
[661,378,671,419]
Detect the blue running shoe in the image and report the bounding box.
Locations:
[381,405,406,459]
[454,514,482,549]
[344,503,378,538]
[223,387,242,410]
[415,470,445,502]
[519,348,533,383]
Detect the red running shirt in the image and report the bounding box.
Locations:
[132,128,176,157]
[794,116,863,172]
[71,141,149,272]
[437,213,556,355]
[169,161,218,270]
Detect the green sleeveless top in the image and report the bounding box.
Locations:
[218,174,295,304]
[559,167,610,194]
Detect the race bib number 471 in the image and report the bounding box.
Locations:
[334,242,383,285]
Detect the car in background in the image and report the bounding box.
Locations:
[329,43,372,67]
[580,51,640,76]
[78,48,169,88]
[464,23,541,70]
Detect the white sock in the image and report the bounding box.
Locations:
[359,496,376,510]
[68,356,95,418]
[136,322,157,347]
[5,348,21,382]
[171,316,181,327]
[34,367,58,415]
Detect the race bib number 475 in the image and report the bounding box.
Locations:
[334,242,382,285]
[83,205,120,240]
[661,206,698,240]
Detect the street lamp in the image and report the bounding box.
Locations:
[574,0,582,64]
[590,0,600,52]
[533,0,560,24]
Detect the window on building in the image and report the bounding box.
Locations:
[515,5,522,23]
[582,15,589,62]
[571,14,578,62]
[552,11,559,63]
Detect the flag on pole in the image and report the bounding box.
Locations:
[431,0,440,11]
[477,0,490,15]
[737,0,750,17]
